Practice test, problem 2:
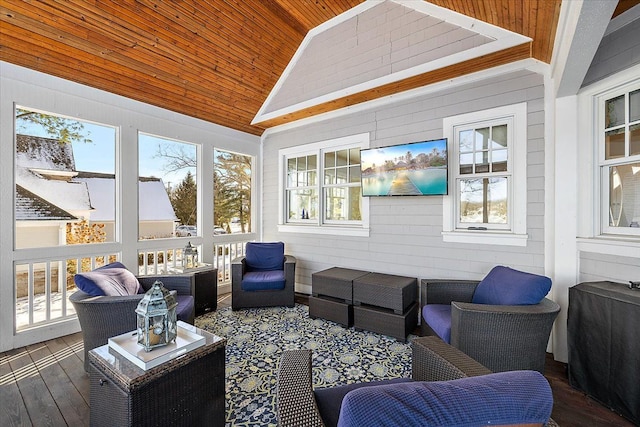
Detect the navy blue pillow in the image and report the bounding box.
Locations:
[74,262,142,296]
[472,266,551,305]
[245,242,285,271]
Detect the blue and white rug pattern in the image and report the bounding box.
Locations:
[196,304,413,426]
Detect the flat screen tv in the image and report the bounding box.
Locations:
[360,138,448,196]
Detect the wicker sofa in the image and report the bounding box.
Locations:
[277,336,557,427]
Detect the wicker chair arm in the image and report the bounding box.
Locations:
[451,298,561,373]
[284,255,296,289]
[69,291,142,371]
[411,336,492,382]
[137,274,195,296]
[277,349,325,427]
[231,256,246,294]
[420,280,478,306]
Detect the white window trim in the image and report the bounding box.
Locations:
[576,63,640,256]
[278,133,370,237]
[442,103,528,246]
[597,84,640,237]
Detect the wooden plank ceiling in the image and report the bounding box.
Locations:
[0,1,633,136]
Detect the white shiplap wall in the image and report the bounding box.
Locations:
[580,252,640,283]
[262,69,545,294]
[267,0,492,113]
[582,13,640,88]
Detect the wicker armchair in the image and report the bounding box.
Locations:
[277,336,557,427]
[70,273,195,372]
[421,278,560,373]
[231,242,296,310]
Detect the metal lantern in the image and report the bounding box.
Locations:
[135,281,178,352]
[183,241,198,269]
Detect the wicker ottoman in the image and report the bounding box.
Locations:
[352,272,418,341]
[309,295,353,326]
[309,267,369,327]
[311,267,370,303]
[353,302,418,342]
[353,272,417,314]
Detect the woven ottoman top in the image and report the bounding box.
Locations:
[312,267,370,281]
[354,272,416,288]
[353,272,417,313]
[312,267,369,301]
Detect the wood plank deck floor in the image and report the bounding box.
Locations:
[1,293,634,426]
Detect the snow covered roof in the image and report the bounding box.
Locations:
[75,173,177,221]
[16,134,76,172]
[16,134,177,223]
[15,185,77,221]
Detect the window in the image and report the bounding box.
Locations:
[286,153,318,221]
[324,148,362,222]
[279,133,370,236]
[443,103,528,246]
[138,133,197,240]
[15,107,116,248]
[14,106,117,330]
[214,149,253,234]
[599,85,640,236]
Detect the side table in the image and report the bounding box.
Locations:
[169,264,218,316]
[89,327,226,427]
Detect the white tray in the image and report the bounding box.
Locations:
[108,321,205,370]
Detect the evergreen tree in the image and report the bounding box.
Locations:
[171,171,197,225]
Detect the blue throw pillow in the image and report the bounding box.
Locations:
[74,262,142,296]
[472,266,551,305]
[245,242,285,271]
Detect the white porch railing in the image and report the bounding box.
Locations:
[15,253,119,331]
[14,235,254,333]
[137,234,254,285]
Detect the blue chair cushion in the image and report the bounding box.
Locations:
[422,304,452,343]
[337,370,553,427]
[74,262,142,296]
[241,271,286,291]
[245,242,285,271]
[472,266,552,305]
[175,295,195,322]
[314,378,413,427]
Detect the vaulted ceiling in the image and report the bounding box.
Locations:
[1,1,637,136]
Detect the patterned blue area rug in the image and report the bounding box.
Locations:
[196,304,413,426]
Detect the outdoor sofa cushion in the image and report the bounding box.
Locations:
[241,270,286,291]
[337,370,553,427]
[174,295,195,321]
[74,262,142,296]
[472,265,552,305]
[421,304,452,344]
[314,377,413,427]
